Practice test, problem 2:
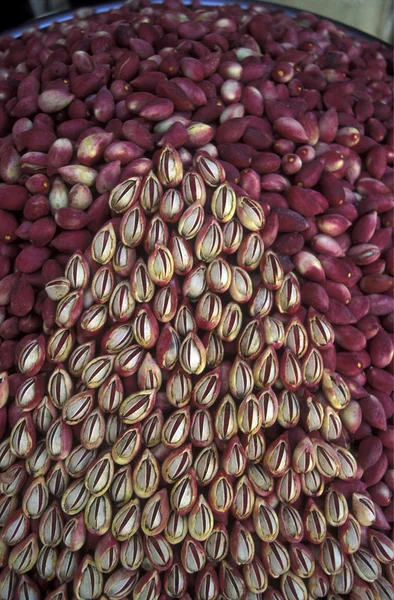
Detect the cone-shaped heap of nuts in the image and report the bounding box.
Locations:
[3,143,393,600]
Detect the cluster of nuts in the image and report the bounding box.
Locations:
[0,1,392,599]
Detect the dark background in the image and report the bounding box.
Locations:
[1,1,34,32]
[0,0,95,33]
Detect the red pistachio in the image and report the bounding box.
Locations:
[0,209,18,243]
[358,436,383,470]
[367,368,394,394]
[288,186,327,217]
[57,165,97,187]
[293,250,326,282]
[370,327,394,368]
[38,90,75,113]
[23,194,50,221]
[274,117,309,143]
[360,394,389,430]
[28,216,56,246]
[0,184,28,210]
[10,278,35,317]
[77,132,114,167]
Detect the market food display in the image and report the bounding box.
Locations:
[0,1,392,599]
